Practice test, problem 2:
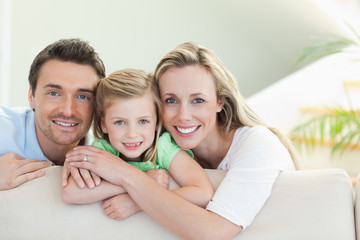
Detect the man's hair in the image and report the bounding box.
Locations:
[28,38,106,94]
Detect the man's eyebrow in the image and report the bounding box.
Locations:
[43,84,94,94]
[78,88,95,94]
[44,84,61,89]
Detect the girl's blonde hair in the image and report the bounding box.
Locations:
[94,69,162,165]
[153,42,298,166]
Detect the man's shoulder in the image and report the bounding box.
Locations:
[0,106,33,120]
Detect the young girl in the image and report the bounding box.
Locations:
[62,69,214,218]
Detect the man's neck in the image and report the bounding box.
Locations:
[41,141,80,166]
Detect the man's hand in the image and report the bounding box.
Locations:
[0,152,52,190]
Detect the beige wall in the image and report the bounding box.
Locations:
[0,0,351,107]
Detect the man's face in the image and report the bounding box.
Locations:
[28,59,98,147]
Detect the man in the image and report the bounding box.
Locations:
[0,38,106,190]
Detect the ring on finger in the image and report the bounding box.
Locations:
[83,155,88,162]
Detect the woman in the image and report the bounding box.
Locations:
[68,42,296,239]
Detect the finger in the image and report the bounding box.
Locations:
[79,168,95,189]
[62,163,71,187]
[91,172,101,186]
[102,198,111,208]
[17,158,51,167]
[17,161,52,176]
[103,205,114,216]
[66,145,101,158]
[14,169,46,188]
[70,167,85,189]
[70,161,94,172]
[107,212,119,220]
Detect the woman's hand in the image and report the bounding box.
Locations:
[62,155,101,189]
[65,145,131,186]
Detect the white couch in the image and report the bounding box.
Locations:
[0,166,356,239]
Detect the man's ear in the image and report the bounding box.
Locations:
[216,96,225,113]
[28,87,35,110]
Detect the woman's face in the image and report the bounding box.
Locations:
[159,65,223,149]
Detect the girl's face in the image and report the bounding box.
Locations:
[101,90,157,161]
[159,65,223,150]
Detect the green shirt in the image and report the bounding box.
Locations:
[92,132,193,172]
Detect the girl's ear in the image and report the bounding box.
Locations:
[100,118,108,133]
[216,96,225,113]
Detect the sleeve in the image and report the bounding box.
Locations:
[156,132,194,170]
[92,139,119,156]
[206,126,295,229]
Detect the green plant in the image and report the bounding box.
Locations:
[295,21,360,66]
[292,21,360,154]
[291,105,360,154]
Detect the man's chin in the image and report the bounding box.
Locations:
[52,135,83,146]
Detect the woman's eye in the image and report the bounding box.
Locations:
[139,119,149,124]
[115,120,125,125]
[193,98,204,103]
[165,98,176,104]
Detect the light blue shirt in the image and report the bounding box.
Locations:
[0,106,47,160]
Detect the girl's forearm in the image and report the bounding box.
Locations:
[61,176,127,204]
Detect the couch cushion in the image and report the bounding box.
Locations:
[0,167,355,240]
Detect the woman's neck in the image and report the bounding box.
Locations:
[193,128,235,169]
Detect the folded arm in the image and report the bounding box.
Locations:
[0,152,51,190]
[168,149,214,207]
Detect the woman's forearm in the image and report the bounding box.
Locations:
[122,168,241,240]
[61,176,127,204]
[171,186,213,208]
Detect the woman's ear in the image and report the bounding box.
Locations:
[216,96,225,113]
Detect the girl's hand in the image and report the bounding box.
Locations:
[65,145,131,186]
[145,169,170,189]
[102,193,141,220]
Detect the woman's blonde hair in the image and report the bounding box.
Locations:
[153,42,298,166]
[94,69,162,165]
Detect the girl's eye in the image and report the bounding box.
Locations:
[139,119,149,124]
[115,120,125,125]
[193,98,204,103]
[165,98,176,104]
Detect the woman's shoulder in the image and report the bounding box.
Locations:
[222,125,294,170]
[233,125,274,143]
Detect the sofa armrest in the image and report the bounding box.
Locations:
[355,175,360,240]
[0,167,355,240]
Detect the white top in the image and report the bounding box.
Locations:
[206,126,295,229]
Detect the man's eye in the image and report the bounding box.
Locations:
[115,120,125,125]
[139,119,149,124]
[78,95,89,100]
[49,91,59,96]
[165,98,176,104]
[194,98,204,103]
